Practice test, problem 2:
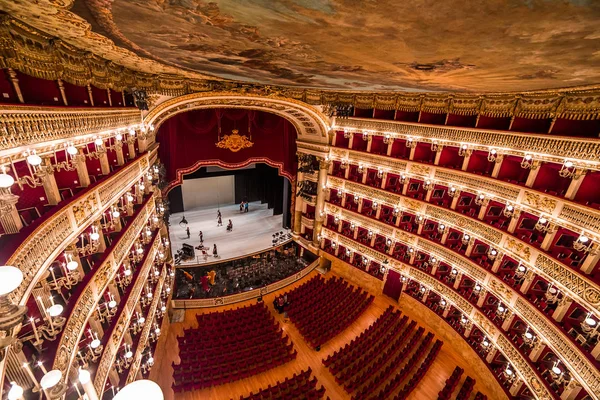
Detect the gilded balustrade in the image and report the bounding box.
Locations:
[321,226,588,399]
[0,106,141,153]
[6,149,156,306]
[321,216,600,398]
[52,199,158,379]
[334,117,600,166]
[301,215,314,229]
[328,148,600,234]
[93,234,163,393]
[126,267,167,384]
[325,178,600,315]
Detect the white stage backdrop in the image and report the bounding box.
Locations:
[182,176,235,210]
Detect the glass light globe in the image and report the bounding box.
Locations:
[505,368,513,376]
[147,356,154,364]
[0,266,23,296]
[128,129,136,137]
[507,205,513,211]
[116,133,123,141]
[90,339,101,349]
[518,265,526,272]
[160,306,166,312]
[539,217,547,224]
[109,300,117,308]
[490,149,497,155]
[0,173,15,188]
[138,317,145,324]
[579,235,589,243]
[154,270,159,276]
[67,146,78,155]
[113,379,165,400]
[90,232,100,241]
[139,184,145,191]
[112,210,121,218]
[165,287,171,293]
[525,154,532,160]
[125,351,133,359]
[127,194,134,202]
[147,292,153,298]
[67,260,79,271]
[461,144,467,149]
[585,317,596,327]
[136,247,144,254]
[498,306,505,313]
[552,366,562,375]
[26,154,42,166]
[78,369,91,385]
[47,304,63,317]
[565,161,573,168]
[8,382,24,400]
[95,138,103,146]
[155,328,160,334]
[525,331,533,339]
[124,269,132,277]
[40,370,62,390]
[475,284,481,291]
[482,340,489,347]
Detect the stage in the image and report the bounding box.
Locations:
[168,202,289,266]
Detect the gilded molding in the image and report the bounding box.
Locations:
[335,118,600,165]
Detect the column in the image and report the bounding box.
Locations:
[476,290,487,307]
[485,348,498,363]
[86,84,95,106]
[461,150,472,171]
[491,155,504,178]
[127,138,136,160]
[421,290,429,303]
[580,247,600,274]
[477,199,489,220]
[564,169,587,200]
[293,190,303,235]
[409,146,416,161]
[347,133,354,149]
[491,253,504,273]
[560,380,583,400]
[433,145,444,165]
[501,312,515,331]
[463,323,473,338]
[386,141,393,156]
[106,88,113,107]
[540,225,558,251]
[425,186,433,202]
[401,180,409,195]
[138,133,148,154]
[519,271,535,294]
[450,192,460,210]
[524,161,541,187]
[357,198,364,213]
[344,165,350,179]
[552,296,573,322]
[409,251,416,264]
[380,172,388,189]
[39,158,61,205]
[115,141,126,166]
[465,237,476,257]
[312,159,329,246]
[57,79,68,106]
[365,136,372,152]
[375,207,381,219]
[98,148,110,176]
[507,210,521,234]
[442,306,450,318]
[417,222,424,235]
[74,148,91,188]
[441,229,450,244]
[509,380,524,397]
[453,273,462,289]
[528,341,546,362]
[369,234,376,247]
[0,191,23,233]
[6,68,24,103]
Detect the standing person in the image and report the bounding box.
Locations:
[217,214,222,226]
[186,227,190,239]
[239,202,244,213]
[244,202,249,213]
[217,209,222,220]
[227,219,233,232]
[199,230,203,244]
[213,244,218,258]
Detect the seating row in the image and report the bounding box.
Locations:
[437,366,464,400]
[237,368,328,400]
[393,339,443,400]
[456,376,476,400]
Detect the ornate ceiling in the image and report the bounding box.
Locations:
[1,0,599,93]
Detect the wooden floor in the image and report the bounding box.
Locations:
[151,270,507,400]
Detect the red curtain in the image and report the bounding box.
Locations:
[157,109,297,192]
[383,270,402,301]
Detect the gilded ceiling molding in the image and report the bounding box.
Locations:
[321,225,598,398]
[334,118,600,166]
[0,15,599,120]
[328,148,600,234]
[324,179,600,315]
[144,92,331,145]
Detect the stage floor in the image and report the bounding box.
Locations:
[168,202,288,266]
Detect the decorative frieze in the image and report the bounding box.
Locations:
[426,205,503,244]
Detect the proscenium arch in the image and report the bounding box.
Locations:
[144,92,331,145]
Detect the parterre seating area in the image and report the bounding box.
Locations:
[393,339,443,399]
[172,303,296,392]
[437,366,464,399]
[284,275,373,348]
[237,368,328,400]
[455,376,476,400]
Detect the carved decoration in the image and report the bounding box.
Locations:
[522,191,557,214]
[215,129,254,152]
[504,238,532,262]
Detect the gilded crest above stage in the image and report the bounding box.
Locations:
[216,130,254,153]
[49,0,600,92]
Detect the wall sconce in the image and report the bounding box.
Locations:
[461,234,471,245]
[367,230,373,239]
[362,131,369,141]
[357,165,364,174]
[343,130,352,139]
[350,222,356,232]
[362,256,369,266]
[416,215,425,225]
[534,216,549,232]
[393,207,401,217]
[520,154,535,169]
[340,160,348,170]
[514,264,527,279]
[97,293,118,323]
[140,353,155,375]
[522,328,535,346]
[353,194,359,204]
[573,234,592,253]
[458,144,470,157]
[448,186,460,198]
[116,343,134,373]
[383,134,393,144]
[406,137,417,149]
[77,226,101,257]
[377,168,383,178]
[558,160,582,179]
[372,201,378,210]
[399,174,407,184]
[503,204,515,218]
[488,248,498,260]
[503,365,516,384]
[474,194,486,206]
[437,224,446,235]
[423,180,432,191]
[0,266,28,361]
[487,149,499,163]
[336,190,343,199]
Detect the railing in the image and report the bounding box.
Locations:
[6,148,156,306]
[171,258,320,309]
[321,226,600,398]
[0,105,141,152]
[334,117,600,165]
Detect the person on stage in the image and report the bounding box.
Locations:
[213,244,218,258]
[186,227,190,239]
[244,202,249,213]
[199,230,204,244]
[217,209,222,220]
[227,219,233,232]
[239,201,244,213]
[217,215,223,226]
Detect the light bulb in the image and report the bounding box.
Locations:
[26,154,42,166]
[125,351,133,359]
[90,232,100,241]
[67,146,78,155]
[67,260,79,270]
[0,173,15,188]
[565,161,573,168]
[90,339,101,349]
[95,138,103,146]
[109,300,117,308]
[124,269,132,277]
[138,317,145,324]
[579,235,589,243]
[539,217,547,224]
[112,210,121,218]
[155,328,161,334]
[116,133,123,141]
[161,306,166,312]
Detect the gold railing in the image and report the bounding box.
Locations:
[321,223,600,398]
[93,235,163,393]
[52,200,157,376]
[7,148,156,306]
[329,148,600,234]
[171,259,319,309]
[0,105,141,152]
[335,118,600,165]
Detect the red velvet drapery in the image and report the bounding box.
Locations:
[157,109,298,193]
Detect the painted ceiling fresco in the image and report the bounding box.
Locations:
[71,0,600,92]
